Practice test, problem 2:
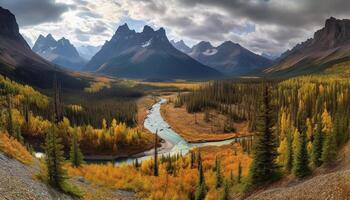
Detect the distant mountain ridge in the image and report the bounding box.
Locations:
[32,34,86,71]
[188,41,272,75]
[84,24,222,80]
[77,45,101,61]
[266,17,350,76]
[170,40,192,54]
[0,6,86,89]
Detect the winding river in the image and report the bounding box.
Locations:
[115,98,245,165]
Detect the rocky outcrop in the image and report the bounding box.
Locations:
[266,17,350,76]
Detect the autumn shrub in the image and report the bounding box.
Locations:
[0,132,33,165]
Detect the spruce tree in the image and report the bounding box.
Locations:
[44,125,66,189]
[312,122,323,167]
[293,130,310,178]
[220,180,230,200]
[322,132,337,166]
[153,130,159,176]
[69,128,84,167]
[6,95,14,136]
[285,130,293,172]
[247,85,279,188]
[238,161,242,183]
[14,124,23,143]
[215,159,223,188]
[195,157,207,200]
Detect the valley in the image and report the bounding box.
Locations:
[0,3,350,200]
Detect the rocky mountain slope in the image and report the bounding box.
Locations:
[170,40,192,54]
[84,24,222,80]
[188,41,272,75]
[266,17,350,76]
[32,34,86,71]
[0,7,86,89]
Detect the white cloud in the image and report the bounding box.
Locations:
[12,0,350,55]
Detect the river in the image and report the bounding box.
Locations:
[35,98,249,164]
[115,98,247,165]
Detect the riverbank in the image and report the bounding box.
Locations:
[160,94,252,143]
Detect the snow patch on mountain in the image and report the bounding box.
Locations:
[202,49,218,56]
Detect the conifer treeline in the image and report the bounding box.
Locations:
[180,77,350,186]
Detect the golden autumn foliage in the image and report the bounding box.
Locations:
[84,81,111,93]
[66,143,251,200]
[0,75,49,109]
[0,132,33,165]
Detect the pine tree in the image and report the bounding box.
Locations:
[154,130,159,176]
[44,125,66,189]
[195,156,207,200]
[321,109,337,166]
[292,130,310,178]
[190,151,195,168]
[312,122,323,167]
[322,132,337,166]
[6,95,14,136]
[247,85,279,188]
[220,180,230,200]
[69,128,84,167]
[215,158,223,188]
[238,161,242,183]
[285,130,293,172]
[14,124,23,143]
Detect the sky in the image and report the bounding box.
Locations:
[2,0,350,56]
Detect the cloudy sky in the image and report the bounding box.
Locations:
[2,0,350,56]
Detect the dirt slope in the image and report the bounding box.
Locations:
[247,141,350,200]
[0,153,74,200]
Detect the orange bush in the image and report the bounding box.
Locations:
[0,132,33,165]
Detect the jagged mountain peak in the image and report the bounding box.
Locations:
[189,40,272,75]
[313,17,350,48]
[32,34,85,70]
[266,17,350,76]
[143,25,154,33]
[171,39,192,53]
[84,23,221,80]
[0,7,29,47]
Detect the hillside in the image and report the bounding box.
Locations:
[0,7,87,90]
[247,141,350,199]
[84,24,222,80]
[265,17,350,77]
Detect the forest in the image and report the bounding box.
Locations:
[0,72,349,199]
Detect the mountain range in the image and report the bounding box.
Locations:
[32,34,86,71]
[0,7,86,89]
[187,41,272,75]
[84,24,222,80]
[266,17,350,76]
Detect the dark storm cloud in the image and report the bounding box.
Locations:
[178,0,350,28]
[177,12,251,41]
[1,0,71,26]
